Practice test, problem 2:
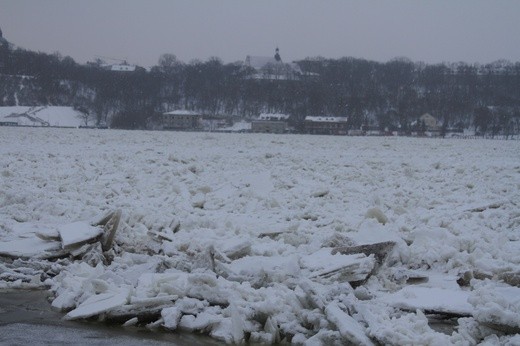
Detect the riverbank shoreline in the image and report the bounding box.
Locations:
[0,289,220,345]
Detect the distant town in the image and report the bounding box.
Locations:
[1,27,519,138]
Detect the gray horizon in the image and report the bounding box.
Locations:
[1,0,519,67]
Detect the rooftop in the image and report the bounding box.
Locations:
[257,113,290,121]
[110,64,136,72]
[305,116,348,123]
[163,110,200,116]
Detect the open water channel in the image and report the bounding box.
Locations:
[0,289,221,345]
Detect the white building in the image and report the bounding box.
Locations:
[251,113,290,133]
[110,64,137,72]
[304,116,349,135]
[245,48,302,80]
[162,110,202,130]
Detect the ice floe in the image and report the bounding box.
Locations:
[1,127,519,344]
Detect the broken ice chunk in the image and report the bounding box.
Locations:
[58,222,103,249]
[381,286,473,317]
[302,248,376,284]
[66,289,130,320]
[325,303,375,346]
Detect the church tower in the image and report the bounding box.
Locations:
[274,47,282,62]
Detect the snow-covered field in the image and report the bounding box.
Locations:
[0,106,87,127]
[1,127,519,345]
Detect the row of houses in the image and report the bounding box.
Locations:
[0,104,447,137]
[0,106,458,137]
[162,110,346,134]
[160,110,449,136]
[160,50,444,136]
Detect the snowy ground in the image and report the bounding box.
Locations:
[1,127,519,345]
[0,106,87,127]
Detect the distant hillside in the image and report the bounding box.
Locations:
[0,36,519,135]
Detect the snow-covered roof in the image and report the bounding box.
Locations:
[257,113,290,121]
[420,113,436,120]
[288,62,302,74]
[246,56,281,70]
[0,106,88,127]
[110,64,136,72]
[305,116,348,123]
[163,110,200,116]
[245,56,302,75]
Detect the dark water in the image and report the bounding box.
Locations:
[427,315,458,335]
[0,290,461,345]
[0,290,222,346]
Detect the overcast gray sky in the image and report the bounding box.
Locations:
[1,0,519,67]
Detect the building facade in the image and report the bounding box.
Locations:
[162,110,202,130]
[304,116,348,135]
[251,113,289,134]
[419,113,440,131]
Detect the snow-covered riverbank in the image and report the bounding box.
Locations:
[1,127,519,344]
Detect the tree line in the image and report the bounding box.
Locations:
[1,44,519,136]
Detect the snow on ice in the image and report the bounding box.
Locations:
[1,127,519,344]
[58,221,103,248]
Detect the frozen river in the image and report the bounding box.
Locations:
[1,127,519,344]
